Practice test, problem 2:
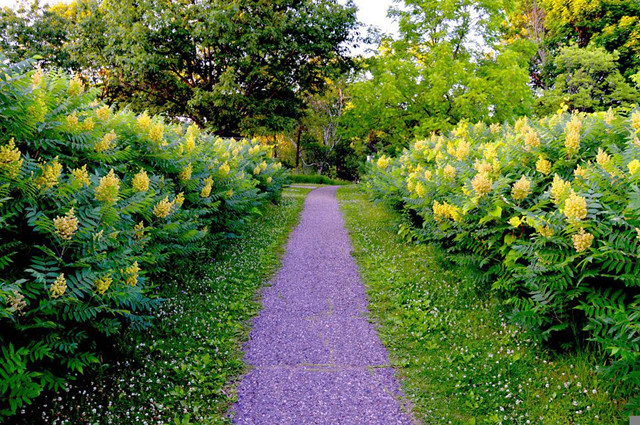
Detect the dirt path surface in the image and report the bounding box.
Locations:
[232,187,413,424]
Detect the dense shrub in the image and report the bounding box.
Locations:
[0,60,286,417]
[366,108,640,405]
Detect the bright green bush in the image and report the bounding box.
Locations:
[366,108,640,406]
[0,60,286,417]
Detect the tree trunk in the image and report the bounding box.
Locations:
[295,124,303,172]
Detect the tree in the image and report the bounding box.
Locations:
[65,0,358,137]
[536,44,638,114]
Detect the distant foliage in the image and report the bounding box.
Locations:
[367,108,640,405]
[0,60,286,417]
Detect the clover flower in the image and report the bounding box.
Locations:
[71,165,91,187]
[564,114,582,154]
[149,123,164,144]
[54,207,79,240]
[200,176,213,198]
[95,169,120,202]
[219,162,230,176]
[153,196,174,219]
[35,159,63,189]
[564,192,587,221]
[96,105,110,120]
[95,131,116,153]
[124,262,140,286]
[137,112,152,131]
[0,138,23,178]
[50,274,67,299]
[572,229,594,253]
[536,156,551,175]
[376,155,390,169]
[511,176,531,202]
[94,274,112,295]
[444,164,456,180]
[131,169,150,192]
[180,163,192,181]
[629,160,640,175]
[472,172,492,197]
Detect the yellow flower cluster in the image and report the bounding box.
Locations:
[483,143,497,161]
[95,169,120,202]
[0,138,23,177]
[471,172,492,197]
[253,165,261,175]
[96,105,110,120]
[550,174,571,204]
[537,225,554,238]
[454,141,470,160]
[8,290,26,314]
[124,262,140,286]
[564,192,587,221]
[524,130,540,149]
[595,148,611,168]
[511,176,531,202]
[94,274,112,295]
[267,176,273,184]
[68,75,84,96]
[572,229,594,253]
[132,169,150,192]
[153,196,174,219]
[490,123,501,134]
[66,113,79,129]
[200,176,213,198]
[604,108,615,125]
[50,273,67,298]
[27,94,47,122]
[35,159,63,189]
[433,200,461,222]
[180,163,192,181]
[260,161,267,171]
[564,114,582,154]
[636,228,640,240]
[82,117,95,131]
[377,155,390,169]
[629,160,640,175]
[31,68,44,88]
[474,160,492,174]
[149,123,164,144]
[219,162,230,176]
[415,181,426,197]
[95,131,116,153]
[133,221,145,239]
[137,112,152,131]
[184,134,196,152]
[631,111,640,132]
[54,207,79,240]
[535,156,551,175]
[444,164,456,180]
[71,165,90,187]
[175,192,185,206]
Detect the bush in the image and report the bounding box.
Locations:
[0,59,287,417]
[366,109,640,406]
[288,174,351,185]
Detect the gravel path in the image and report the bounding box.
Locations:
[232,187,413,424]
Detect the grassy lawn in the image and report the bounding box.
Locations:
[21,187,311,425]
[338,185,627,425]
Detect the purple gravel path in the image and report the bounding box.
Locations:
[232,187,414,424]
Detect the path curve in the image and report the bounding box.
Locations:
[232,187,413,424]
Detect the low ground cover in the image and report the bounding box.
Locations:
[339,186,627,424]
[17,186,310,425]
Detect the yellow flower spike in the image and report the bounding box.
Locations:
[489,123,501,134]
[471,172,493,197]
[184,134,196,152]
[508,216,521,228]
[564,192,588,221]
[415,182,426,197]
[595,149,611,168]
[631,111,640,132]
[82,117,95,131]
[454,141,470,160]
[180,163,193,181]
[574,164,589,178]
[50,273,67,299]
[124,262,140,286]
[153,196,174,219]
[550,174,570,205]
[635,228,640,240]
[71,165,90,187]
[95,169,120,202]
[474,160,492,174]
[66,113,79,129]
[253,165,261,175]
[572,229,594,253]
[133,221,145,239]
[226,188,234,198]
[260,161,267,171]
[200,176,213,198]
[536,156,551,175]
[31,68,44,88]
[511,176,531,202]
[0,138,23,178]
[35,159,63,189]
[376,155,390,169]
[604,108,614,125]
[628,159,640,175]
[95,131,116,153]
[175,192,185,206]
[67,75,84,96]
[219,162,231,176]
[564,114,582,155]
[267,176,273,184]
[137,112,152,131]
[443,164,456,180]
[524,130,540,149]
[149,123,164,144]
[538,225,554,238]
[96,105,110,120]
[53,207,79,241]
[424,170,432,180]
[94,273,113,295]
[132,169,150,192]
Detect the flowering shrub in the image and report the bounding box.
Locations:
[0,60,286,416]
[366,108,640,403]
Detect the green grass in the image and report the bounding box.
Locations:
[288,173,351,185]
[21,187,311,425]
[338,185,627,425]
